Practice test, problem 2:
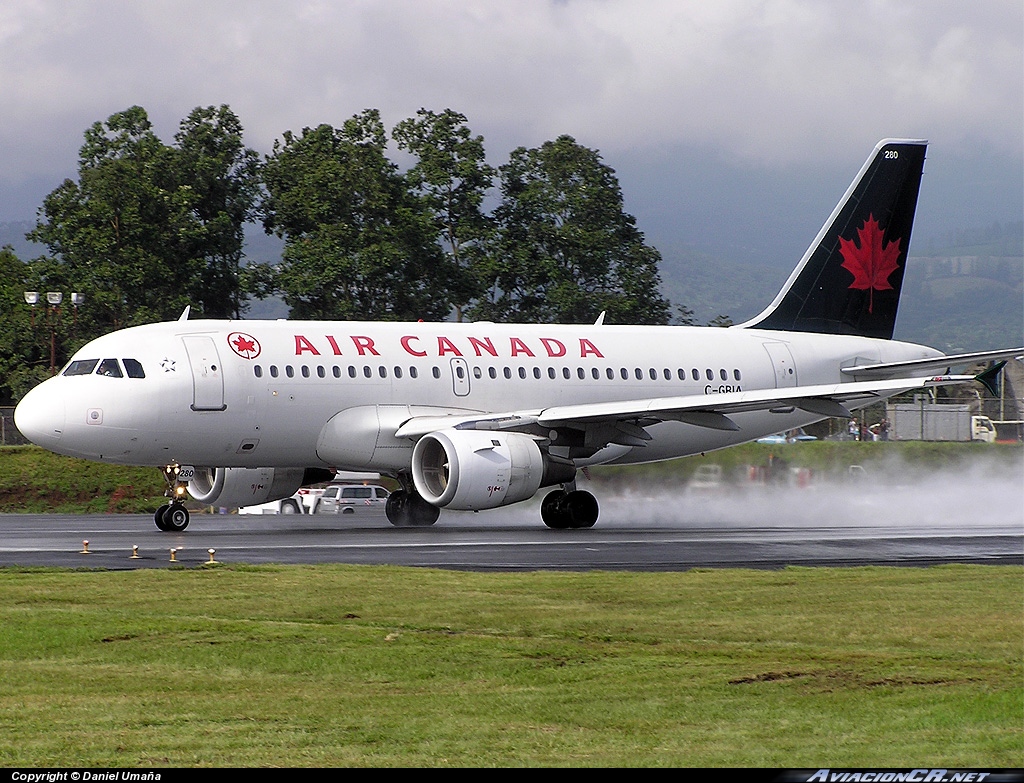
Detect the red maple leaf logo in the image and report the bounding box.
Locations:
[227,332,261,359]
[839,214,902,313]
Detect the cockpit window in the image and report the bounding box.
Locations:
[63,359,98,376]
[96,358,123,378]
[123,358,145,378]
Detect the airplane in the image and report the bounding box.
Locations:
[14,138,1022,532]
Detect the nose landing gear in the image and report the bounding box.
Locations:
[155,464,192,532]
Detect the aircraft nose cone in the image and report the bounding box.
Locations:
[14,381,65,448]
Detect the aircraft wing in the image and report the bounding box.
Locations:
[840,347,1023,378]
[394,373,977,443]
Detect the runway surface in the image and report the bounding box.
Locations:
[1,483,1021,570]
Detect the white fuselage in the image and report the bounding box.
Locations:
[15,319,941,470]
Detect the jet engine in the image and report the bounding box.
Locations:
[187,466,329,509]
[412,429,573,511]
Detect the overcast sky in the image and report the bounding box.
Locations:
[1,0,1021,262]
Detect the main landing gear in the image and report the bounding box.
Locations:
[155,464,191,532]
[540,488,599,529]
[385,488,441,527]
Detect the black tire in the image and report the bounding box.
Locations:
[541,490,571,529]
[164,504,190,532]
[386,490,440,527]
[154,505,170,531]
[281,500,300,515]
[564,490,599,528]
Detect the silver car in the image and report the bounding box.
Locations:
[314,484,390,515]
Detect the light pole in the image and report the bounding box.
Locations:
[24,291,85,375]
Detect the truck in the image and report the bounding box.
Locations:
[885,400,996,443]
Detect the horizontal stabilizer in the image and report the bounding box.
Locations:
[841,348,1024,379]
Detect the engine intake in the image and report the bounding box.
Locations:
[412,429,570,511]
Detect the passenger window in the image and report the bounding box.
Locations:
[285,365,294,378]
[410,366,419,379]
[123,359,145,378]
[254,365,263,378]
[64,359,98,376]
[734,369,742,381]
[432,367,441,379]
[692,369,699,381]
[394,366,403,379]
[97,359,123,378]
[301,366,310,378]
[317,366,325,378]
[270,365,279,378]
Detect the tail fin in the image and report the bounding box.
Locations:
[743,139,927,340]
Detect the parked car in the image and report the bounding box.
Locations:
[314,484,391,515]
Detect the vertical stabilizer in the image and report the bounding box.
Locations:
[743,139,927,339]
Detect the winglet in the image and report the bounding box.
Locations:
[975,361,1006,397]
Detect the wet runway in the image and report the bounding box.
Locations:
[1,483,1021,570]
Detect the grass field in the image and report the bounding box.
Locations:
[0,564,1020,767]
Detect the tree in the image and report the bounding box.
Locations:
[174,105,262,319]
[392,108,495,320]
[29,105,260,331]
[0,248,48,403]
[255,110,457,321]
[473,135,671,325]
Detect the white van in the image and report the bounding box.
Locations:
[314,484,391,515]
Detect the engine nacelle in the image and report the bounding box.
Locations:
[187,466,309,509]
[412,429,550,511]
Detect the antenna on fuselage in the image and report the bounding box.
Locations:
[594,311,606,326]
[178,306,190,322]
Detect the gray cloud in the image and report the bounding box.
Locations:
[0,0,1020,227]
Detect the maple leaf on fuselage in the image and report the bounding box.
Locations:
[233,335,256,354]
[838,214,902,314]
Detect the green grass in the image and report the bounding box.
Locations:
[0,564,1019,766]
[0,446,165,513]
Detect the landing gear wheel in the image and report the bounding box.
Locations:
[163,503,190,532]
[154,505,171,531]
[386,489,440,527]
[281,500,300,514]
[541,490,571,529]
[541,489,599,529]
